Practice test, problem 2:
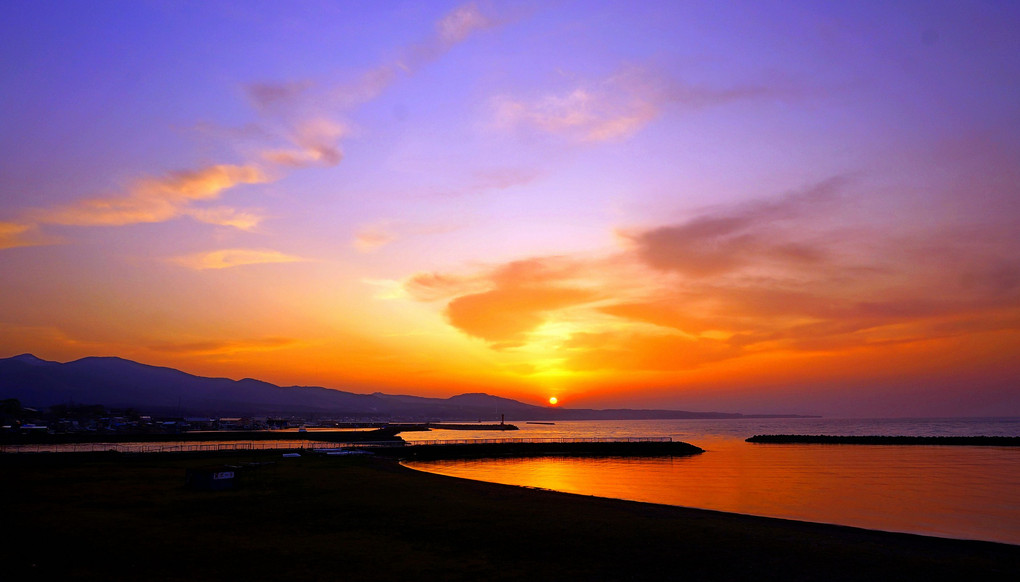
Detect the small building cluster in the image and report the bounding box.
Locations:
[0,399,301,436]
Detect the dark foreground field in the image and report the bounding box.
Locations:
[3,452,1017,581]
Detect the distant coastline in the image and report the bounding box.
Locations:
[747,435,1020,446]
[1,352,816,421]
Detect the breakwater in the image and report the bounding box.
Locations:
[387,422,518,432]
[381,437,703,460]
[746,435,1020,445]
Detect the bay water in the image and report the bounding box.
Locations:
[402,418,1020,545]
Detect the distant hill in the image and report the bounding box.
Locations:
[0,353,812,420]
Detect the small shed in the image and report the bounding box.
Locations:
[185,465,240,491]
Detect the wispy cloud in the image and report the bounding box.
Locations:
[492,66,791,143]
[247,3,498,115]
[146,336,299,356]
[0,323,103,353]
[353,224,396,253]
[404,271,485,302]
[436,2,496,45]
[624,177,845,277]
[0,221,56,250]
[470,167,542,192]
[30,164,267,228]
[351,219,467,252]
[183,206,267,231]
[3,3,499,253]
[492,85,656,143]
[261,118,346,168]
[246,80,314,112]
[170,248,311,270]
[245,2,499,168]
[395,2,499,75]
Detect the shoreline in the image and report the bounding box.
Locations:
[396,458,1015,545]
[3,452,1016,580]
[400,458,1017,547]
[378,439,704,460]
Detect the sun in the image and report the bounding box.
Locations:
[548,396,558,405]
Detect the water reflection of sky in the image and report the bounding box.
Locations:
[405,418,1020,545]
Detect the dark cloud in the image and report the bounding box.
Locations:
[629,177,845,277]
[245,81,313,111]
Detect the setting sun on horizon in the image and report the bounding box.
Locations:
[2,1,1019,417]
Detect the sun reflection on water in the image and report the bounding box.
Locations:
[405,419,1020,545]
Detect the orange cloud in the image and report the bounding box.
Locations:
[184,206,266,231]
[352,220,469,253]
[32,164,267,228]
[170,248,310,270]
[404,177,1020,377]
[599,301,715,334]
[4,3,500,257]
[406,257,603,345]
[403,255,591,303]
[0,221,56,250]
[447,286,598,345]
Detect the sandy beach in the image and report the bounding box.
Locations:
[2,451,1016,581]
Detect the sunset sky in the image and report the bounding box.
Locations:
[2,1,1018,417]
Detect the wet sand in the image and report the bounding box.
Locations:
[2,452,1016,580]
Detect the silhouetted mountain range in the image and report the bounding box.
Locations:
[0,354,812,420]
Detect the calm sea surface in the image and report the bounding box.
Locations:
[402,418,1020,545]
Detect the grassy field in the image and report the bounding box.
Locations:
[3,451,1017,581]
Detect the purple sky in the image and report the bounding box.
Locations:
[2,1,1018,416]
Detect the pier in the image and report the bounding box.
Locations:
[0,435,698,457]
[385,422,519,432]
